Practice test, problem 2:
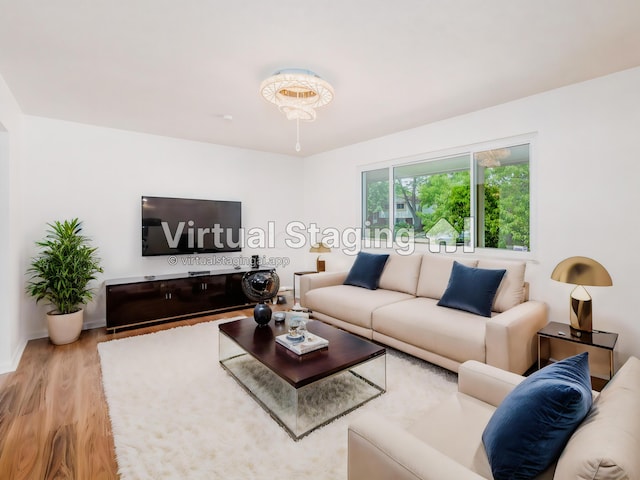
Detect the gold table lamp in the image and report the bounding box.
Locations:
[309,242,331,272]
[551,256,612,336]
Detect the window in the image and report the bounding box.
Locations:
[362,142,531,251]
[394,154,470,246]
[475,145,530,250]
[362,168,389,239]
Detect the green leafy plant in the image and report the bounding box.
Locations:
[26,218,103,315]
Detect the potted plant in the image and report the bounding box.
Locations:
[26,218,103,345]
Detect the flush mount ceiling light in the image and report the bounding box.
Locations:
[260,68,334,152]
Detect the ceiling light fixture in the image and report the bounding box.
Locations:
[260,68,334,152]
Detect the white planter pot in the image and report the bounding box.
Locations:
[46,308,83,345]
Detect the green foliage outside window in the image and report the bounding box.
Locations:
[363,169,390,239]
[415,171,470,240]
[482,163,530,248]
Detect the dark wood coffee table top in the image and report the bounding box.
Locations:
[218,317,385,388]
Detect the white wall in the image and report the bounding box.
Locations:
[20,117,307,341]
[303,67,640,365]
[0,74,25,372]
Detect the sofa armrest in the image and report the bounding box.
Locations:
[458,360,524,408]
[485,300,548,374]
[348,413,486,480]
[299,271,348,306]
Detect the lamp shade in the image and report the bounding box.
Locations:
[309,243,331,254]
[550,256,612,287]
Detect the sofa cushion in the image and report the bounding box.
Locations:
[482,352,593,480]
[416,254,477,300]
[304,284,413,329]
[477,259,526,312]
[378,254,423,295]
[554,356,640,479]
[372,297,487,364]
[437,261,506,317]
[407,391,496,478]
[343,252,389,290]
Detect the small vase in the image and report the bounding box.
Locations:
[253,302,272,326]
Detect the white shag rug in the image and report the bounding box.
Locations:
[98,320,457,480]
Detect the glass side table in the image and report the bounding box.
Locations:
[537,321,618,391]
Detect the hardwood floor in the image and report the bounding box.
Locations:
[0,309,256,479]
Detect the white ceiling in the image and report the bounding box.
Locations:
[1,0,639,157]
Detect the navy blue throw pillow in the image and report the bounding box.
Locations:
[482,352,593,480]
[437,261,506,317]
[343,252,389,290]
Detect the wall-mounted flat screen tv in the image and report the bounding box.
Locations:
[142,196,242,256]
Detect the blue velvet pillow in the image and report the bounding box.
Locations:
[482,352,593,480]
[343,252,389,290]
[437,261,506,317]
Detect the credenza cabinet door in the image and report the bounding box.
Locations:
[106,281,181,329]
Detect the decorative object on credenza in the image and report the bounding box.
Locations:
[551,256,612,336]
[309,242,331,272]
[259,68,334,152]
[241,270,281,326]
[26,218,103,345]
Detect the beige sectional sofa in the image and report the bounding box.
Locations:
[300,253,548,374]
[348,356,640,479]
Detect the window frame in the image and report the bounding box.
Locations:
[359,134,536,257]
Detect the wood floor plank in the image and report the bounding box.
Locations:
[0,308,256,479]
[44,424,76,480]
[0,383,21,454]
[0,411,47,480]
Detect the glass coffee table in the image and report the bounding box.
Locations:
[219,317,386,440]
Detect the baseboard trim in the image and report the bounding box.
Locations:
[84,317,106,330]
[0,338,28,374]
[5,317,109,375]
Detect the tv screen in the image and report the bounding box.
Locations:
[142,196,242,256]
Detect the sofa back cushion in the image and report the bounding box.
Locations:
[416,254,477,300]
[477,259,527,312]
[378,254,423,295]
[554,356,640,479]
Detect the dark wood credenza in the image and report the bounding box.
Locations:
[105,268,273,332]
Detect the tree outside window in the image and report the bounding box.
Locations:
[362,168,389,239]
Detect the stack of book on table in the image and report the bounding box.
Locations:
[276,332,329,355]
